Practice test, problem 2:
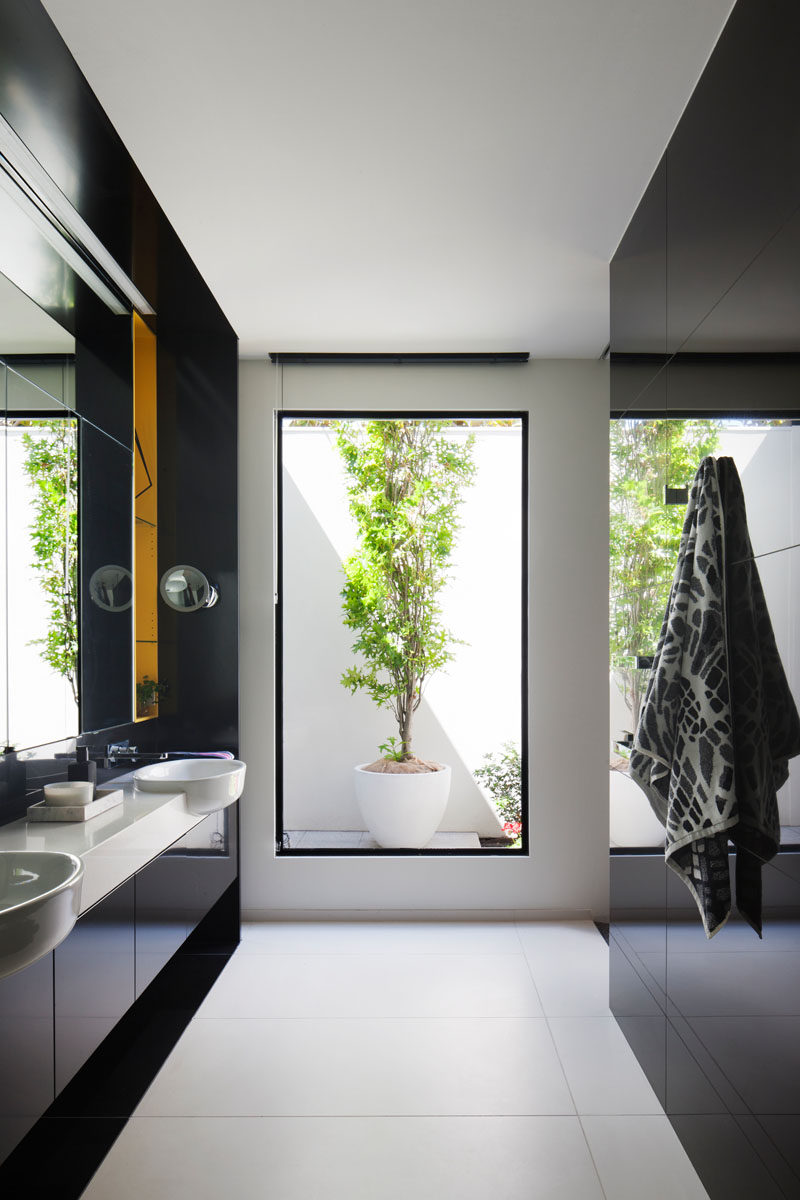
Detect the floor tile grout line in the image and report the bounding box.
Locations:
[123,1108,599,1118]
[517,938,585,1122]
[133,1108,688,1119]
[576,1114,612,1200]
[192,1015,548,1022]
[134,1109,587,1119]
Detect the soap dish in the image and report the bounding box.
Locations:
[27,787,124,823]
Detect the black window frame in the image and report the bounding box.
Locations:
[275,408,530,857]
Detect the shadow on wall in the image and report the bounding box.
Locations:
[281,472,503,836]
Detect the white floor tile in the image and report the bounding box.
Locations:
[238,919,523,956]
[516,921,611,1015]
[74,920,709,1200]
[136,1016,575,1117]
[581,1115,710,1199]
[81,1115,605,1200]
[197,952,543,1018]
[548,1017,663,1115]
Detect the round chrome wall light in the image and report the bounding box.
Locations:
[159,565,219,612]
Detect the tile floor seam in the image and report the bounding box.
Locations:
[132,1109,585,1119]
[125,1113,600,1119]
[516,940,586,1120]
[191,1013,553,1021]
[576,1114,612,1200]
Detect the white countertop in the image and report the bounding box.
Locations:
[0,780,208,914]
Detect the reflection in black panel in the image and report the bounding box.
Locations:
[666,1,800,353]
[74,306,134,449]
[135,810,238,996]
[53,878,135,1094]
[0,953,54,1166]
[679,208,800,355]
[134,853,191,998]
[80,422,133,733]
[610,156,667,358]
[0,190,76,337]
[661,355,800,416]
[669,1115,787,1200]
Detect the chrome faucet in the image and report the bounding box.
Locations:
[92,742,169,767]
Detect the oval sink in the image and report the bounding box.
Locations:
[0,851,84,981]
[133,758,246,815]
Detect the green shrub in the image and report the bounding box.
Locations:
[474,742,522,836]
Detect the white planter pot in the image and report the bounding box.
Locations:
[354,763,452,848]
[609,769,666,848]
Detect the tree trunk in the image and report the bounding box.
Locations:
[398,699,414,760]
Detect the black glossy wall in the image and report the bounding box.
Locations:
[610,2,800,1196]
[0,0,239,818]
[0,0,240,1185]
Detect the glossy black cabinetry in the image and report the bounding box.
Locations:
[135,810,237,996]
[0,953,54,1164]
[54,878,135,1094]
[0,802,239,1172]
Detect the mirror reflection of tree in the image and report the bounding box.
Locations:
[16,416,79,706]
[609,418,718,733]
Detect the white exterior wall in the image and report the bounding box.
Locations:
[281,424,520,835]
[239,358,610,919]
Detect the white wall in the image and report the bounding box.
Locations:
[239,358,609,919]
[281,424,519,835]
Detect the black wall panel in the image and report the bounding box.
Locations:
[0,0,240,1178]
[665,0,800,354]
[610,3,800,1194]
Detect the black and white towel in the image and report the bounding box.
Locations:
[630,457,800,937]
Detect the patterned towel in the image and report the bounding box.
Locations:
[630,457,800,937]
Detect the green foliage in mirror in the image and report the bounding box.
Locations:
[136,674,168,717]
[337,419,476,761]
[20,418,79,703]
[609,418,719,731]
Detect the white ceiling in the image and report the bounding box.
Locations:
[40,0,735,358]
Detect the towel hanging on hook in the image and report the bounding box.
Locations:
[630,456,800,937]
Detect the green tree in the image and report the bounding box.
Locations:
[21,418,79,704]
[610,418,718,731]
[337,419,476,761]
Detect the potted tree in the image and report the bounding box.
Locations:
[337,418,475,847]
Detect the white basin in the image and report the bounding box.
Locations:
[133,758,246,815]
[0,851,84,980]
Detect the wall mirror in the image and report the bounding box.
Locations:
[0,271,134,749]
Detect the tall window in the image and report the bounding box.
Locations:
[277,413,527,855]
